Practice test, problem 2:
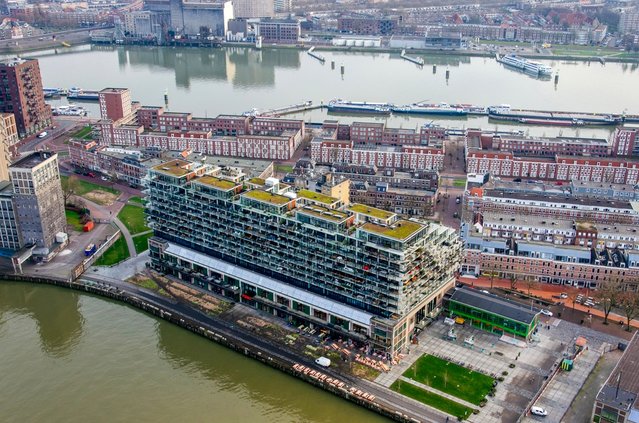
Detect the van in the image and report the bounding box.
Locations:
[315,357,331,367]
[530,406,547,416]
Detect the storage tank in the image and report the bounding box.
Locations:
[333,39,346,46]
[346,39,355,47]
[355,40,364,47]
[364,40,374,47]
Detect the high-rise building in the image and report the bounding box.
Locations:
[146,158,462,353]
[10,152,66,257]
[99,88,133,122]
[233,0,274,18]
[0,58,51,138]
[0,113,18,182]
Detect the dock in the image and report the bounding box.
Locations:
[400,50,424,66]
[252,101,325,117]
[306,47,326,63]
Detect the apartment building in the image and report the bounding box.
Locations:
[255,18,300,44]
[460,180,639,289]
[337,14,399,35]
[146,158,461,354]
[0,113,18,181]
[350,181,437,217]
[0,58,51,138]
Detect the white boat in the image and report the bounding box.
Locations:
[497,54,552,75]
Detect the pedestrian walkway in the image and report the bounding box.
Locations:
[112,216,137,258]
[397,376,478,409]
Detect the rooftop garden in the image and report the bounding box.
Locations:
[196,176,238,190]
[348,203,394,220]
[298,206,348,222]
[244,190,291,205]
[153,160,190,176]
[363,220,422,240]
[248,177,266,186]
[297,189,338,205]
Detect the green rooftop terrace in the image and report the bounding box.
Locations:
[362,220,423,240]
[298,206,349,222]
[297,189,339,205]
[244,189,292,205]
[153,160,191,177]
[248,177,266,186]
[348,203,395,220]
[196,176,239,191]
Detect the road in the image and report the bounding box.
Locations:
[80,272,450,423]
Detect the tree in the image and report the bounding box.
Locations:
[524,278,538,296]
[567,290,580,312]
[618,291,639,331]
[61,175,79,205]
[594,278,622,325]
[509,274,517,291]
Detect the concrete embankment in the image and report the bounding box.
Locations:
[0,274,432,423]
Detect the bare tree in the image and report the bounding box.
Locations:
[509,274,517,291]
[524,278,538,296]
[61,175,79,205]
[594,278,622,325]
[567,290,580,312]
[618,291,639,331]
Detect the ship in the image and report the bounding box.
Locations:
[518,118,585,126]
[52,105,88,116]
[497,54,552,76]
[327,99,391,115]
[392,102,467,116]
[488,104,621,126]
[67,87,100,101]
[43,87,63,98]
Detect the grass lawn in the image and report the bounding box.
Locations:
[128,196,145,204]
[133,231,152,253]
[93,236,130,266]
[391,380,474,420]
[65,209,84,231]
[275,163,294,174]
[551,46,638,58]
[452,179,466,187]
[403,354,494,405]
[72,125,94,139]
[62,176,120,196]
[117,204,149,235]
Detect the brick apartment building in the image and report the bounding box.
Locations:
[0,58,51,138]
[255,18,300,44]
[337,14,399,35]
[97,88,305,161]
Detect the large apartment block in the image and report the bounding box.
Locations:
[98,90,305,161]
[146,159,461,354]
[0,58,51,138]
[5,152,66,259]
[460,179,639,289]
[465,129,639,184]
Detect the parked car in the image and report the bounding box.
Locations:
[531,406,548,416]
[559,293,568,299]
[540,309,553,317]
[37,131,48,138]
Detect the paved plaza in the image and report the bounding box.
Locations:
[376,316,624,422]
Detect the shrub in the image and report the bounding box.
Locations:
[502,371,508,376]
[509,363,516,368]
[497,376,505,382]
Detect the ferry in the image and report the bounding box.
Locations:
[392,102,467,116]
[327,99,391,115]
[497,54,552,76]
[67,87,100,101]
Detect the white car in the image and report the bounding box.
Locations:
[531,406,548,416]
[559,293,568,299]
[37,131,48,138]
[540,309,553,317]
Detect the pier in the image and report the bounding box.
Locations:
[306,47,326,63]
[250,101,325,117]
[400,50,424,66]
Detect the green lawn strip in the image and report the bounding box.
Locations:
[72,125,93,139]
[93,236,130,266]
[128,196,145,204]
[61,176,120,196]
[132,231,153,253]
[391,380,474,420]
[275,163,294,173]
[403,354,494,405]
[452,179,466,187]
[117,204,149,235]
[65,209,85,231]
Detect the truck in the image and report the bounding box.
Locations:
[315,357,331,368]
[84,244,97,256]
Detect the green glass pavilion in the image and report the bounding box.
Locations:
[447,288,540,340]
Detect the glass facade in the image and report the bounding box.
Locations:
[448,300,538,339]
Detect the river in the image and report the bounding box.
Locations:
[13,44,639,138]
[0,281,387,423]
